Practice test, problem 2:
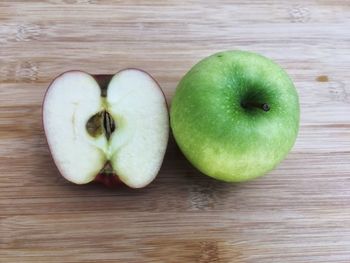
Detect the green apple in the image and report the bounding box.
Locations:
[170,50,300,182]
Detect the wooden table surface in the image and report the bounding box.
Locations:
[1,1,349,262]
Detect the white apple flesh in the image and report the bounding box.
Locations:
[43,69,169,188]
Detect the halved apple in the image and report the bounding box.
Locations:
[43,69,169,188]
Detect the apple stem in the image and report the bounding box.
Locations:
[242,102,270,112]
[261,103,270,112]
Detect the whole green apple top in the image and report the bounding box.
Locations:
[170,50,300,182]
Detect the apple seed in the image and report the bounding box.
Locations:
[86,110,116,140]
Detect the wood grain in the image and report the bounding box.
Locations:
[0,0,350,262]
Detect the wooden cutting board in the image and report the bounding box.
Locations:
[1,1,349,262]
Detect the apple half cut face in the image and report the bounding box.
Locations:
[43,69,169,188]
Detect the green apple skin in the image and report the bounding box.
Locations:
[170,50,300,182]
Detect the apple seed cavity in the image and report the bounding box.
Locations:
[86,110,116,140]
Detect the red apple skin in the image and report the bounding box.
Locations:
[94,173,122,188]
[43,69,169,189]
